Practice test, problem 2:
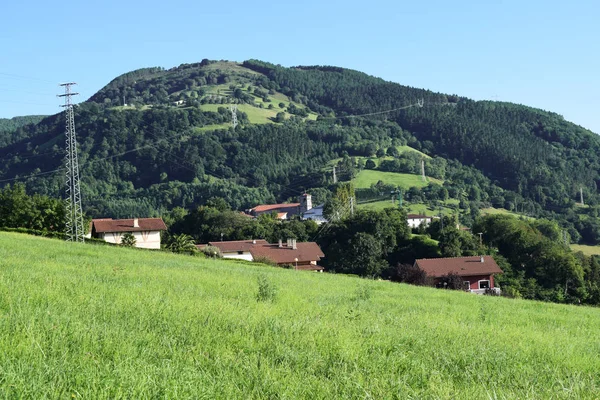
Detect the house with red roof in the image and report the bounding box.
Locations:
[197,239,269,261]
[414,255,503,294]
[90,218,167,249]
[196,238,325,271]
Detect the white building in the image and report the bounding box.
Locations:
[90,218,167,249]
[407,214,432,229]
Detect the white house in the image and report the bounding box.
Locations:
[90,218,167,249]
[407,214,432,229]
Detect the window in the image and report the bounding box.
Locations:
[479,280,490,289]
[237,251,244,255]
[463,281,471,290]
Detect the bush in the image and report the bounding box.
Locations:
[201,245,222,258]
[256,275,277,302]
[120,232,136,247]
[253,256,277,267]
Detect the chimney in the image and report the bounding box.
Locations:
[287,238,292,247]
[292,239,297,250]
[133,218,139,228]
[480,256,484,263]
[278,239,283,248]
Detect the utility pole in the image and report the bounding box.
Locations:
[333,166,337,184]
[580,187,584,206]
[477,232,483,246]
[439,207,444,230]
[58,83,85,243]
[230,104,238,129]
[350,197,354,216]
[398,189,403,208]
[421,159,426,182]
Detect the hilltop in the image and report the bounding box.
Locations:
[1,59,600,243]
[0,231,598,398]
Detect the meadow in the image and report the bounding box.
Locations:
[353,170,441,190]
[0,232,598,398]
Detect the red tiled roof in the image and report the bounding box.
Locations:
[250,242,324,264]
[92,218,167,233]
[251,203,300,213]
[207,240,269,253]
[407,214,431,219]
[415,256,503,278]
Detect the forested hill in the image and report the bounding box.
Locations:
[2,59,600,243]
[0,115,46,145]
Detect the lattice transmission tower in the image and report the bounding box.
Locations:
[58,83,85,242]
[230,104,238,129]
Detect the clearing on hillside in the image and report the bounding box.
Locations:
[0,232,598,398]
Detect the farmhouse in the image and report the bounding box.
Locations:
[250,240,325,271]
[414,255,503,294]
[90,218,167,249]
[197,239,269,261]
[248,193,328,224]
[407,214,432,228]
[196,239,325,271]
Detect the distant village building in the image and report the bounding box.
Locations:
[407,214,432,229]
[414,256,503,294]
[196,239,325,271]
[89,218,167,249]
[248,194,328,224]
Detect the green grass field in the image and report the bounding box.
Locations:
[356,200,456,217]
[354,170,442,189]
[0,232,598,398]
[571,244,600,256]
[481,207,535,220]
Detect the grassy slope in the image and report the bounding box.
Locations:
[354,170,442,189]
[570,244,600,256]
[0,232,598,398]
[481,207,535,220]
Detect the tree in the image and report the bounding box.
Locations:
[274,112,286,123]
[386,146,399,157]
[376,148,386,158]
[365,159,376,169]
[121,232,136,247]
[166,233,197,254]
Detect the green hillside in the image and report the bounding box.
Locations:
[353,170,442,190]
[0,232,598,398]
[3,58,600,246]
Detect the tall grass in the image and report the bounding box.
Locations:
[0,232,598,398]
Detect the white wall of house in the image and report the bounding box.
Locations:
[407,217,431,228]
[222,251,254,261]
[99,231,162,249]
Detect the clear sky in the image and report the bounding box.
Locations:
[1,0,598,133]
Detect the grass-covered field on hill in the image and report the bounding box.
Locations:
[571,244,600,256]
[354,169,442,189]
[0,232,598,398]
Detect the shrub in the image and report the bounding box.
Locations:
[120,232,136,247]
[201,245,222,258]
[253,256,277,267]
[256,275,277,302]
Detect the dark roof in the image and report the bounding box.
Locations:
[250,242,324,264]
[92,218,167,233]
[251,203,300,213]
[207,240,269,253]
[415,256,503,278]
[407,214,431,219]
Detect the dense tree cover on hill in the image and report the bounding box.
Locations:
[1,59,600,246]
[0,183,65,231]
[0,115,47,147]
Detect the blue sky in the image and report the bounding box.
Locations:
[1,0,598,133]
